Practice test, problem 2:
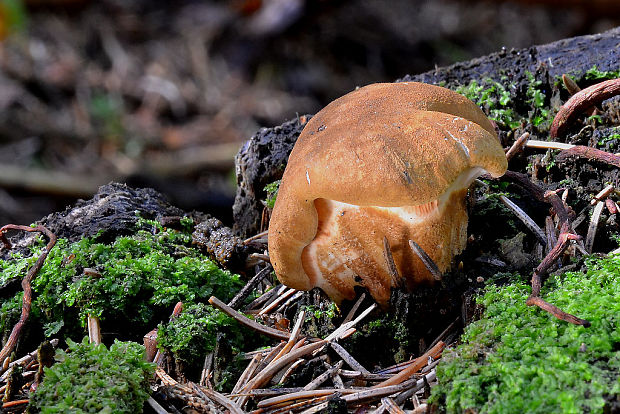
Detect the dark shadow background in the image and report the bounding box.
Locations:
[0,0,618,225]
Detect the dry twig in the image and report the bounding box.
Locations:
[373,341,444,388]
[526,229,590,327]
[383,237,402,287]
[505,132,530,160]
[0,225,57,369]
[240,340,327,393]
[228,265,273,310]
[499,195,547,245]
[590,184,614,205]
[208,296,291,341]
[408,240,442,281]
[303,361,345,391]
[556,145,620,168]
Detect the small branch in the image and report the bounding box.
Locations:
[556,145,620,168]
[146,397,170,414]
[527,230,590,326]
[232,354,262,395]
[1,400,30,409]
[526,296,591,327]
[408,240,442,281]
[343,374,431,405]
[228,265,273,310]
[383,237,403,288]
[265,395,336,414]
[499,195,547,246]
[325,304,377,342]
[502,171,571,226]
[271,311,306,363]
[240,340,327,392]
[329,342,371,375]
[243,230,269,245]
[342,293,366,325]
[562,74,582,96]
[0,225,57,369]
[551,78,620,139]
[373,341,444,388]
[590,184,614,206]
[380,397,406,414]
[257,389,350,410]
[276,359,306,386]
[530,229,581,297]
[302,360,344,391]
[208,296,291,341]
[87,315,102,345]
[505,132,530,161]
[544,216,558,257]
[258,288,297,316]
[245,285,286,312]
[189,382,244,414]
[0,339,58,382]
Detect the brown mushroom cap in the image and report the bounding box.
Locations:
[268,82,507,304]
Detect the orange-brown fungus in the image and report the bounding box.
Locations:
[268,82,507,306]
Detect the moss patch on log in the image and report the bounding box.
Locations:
[0,216,242,343]
[430,254,620,413]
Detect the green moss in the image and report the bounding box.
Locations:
[455,78,520,130]
[28,338,155,413]
[157,302,244,366]
[525,72,551,128]
[263,180,281,209]
[0,217,243,340]
[303,303,339,322]
[347,314,414,366]
[597,131,620,149]
[454,72,555,131]
[583,65,620,81]
[431,254,620,413]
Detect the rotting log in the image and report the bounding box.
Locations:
[232,27,620,238]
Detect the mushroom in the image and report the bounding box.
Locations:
[268,82,507,306]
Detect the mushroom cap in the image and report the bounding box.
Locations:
[268,82,507,297]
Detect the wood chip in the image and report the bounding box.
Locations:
[590,184,614,205]
[586,201,605,253]
[525,140,575,150]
